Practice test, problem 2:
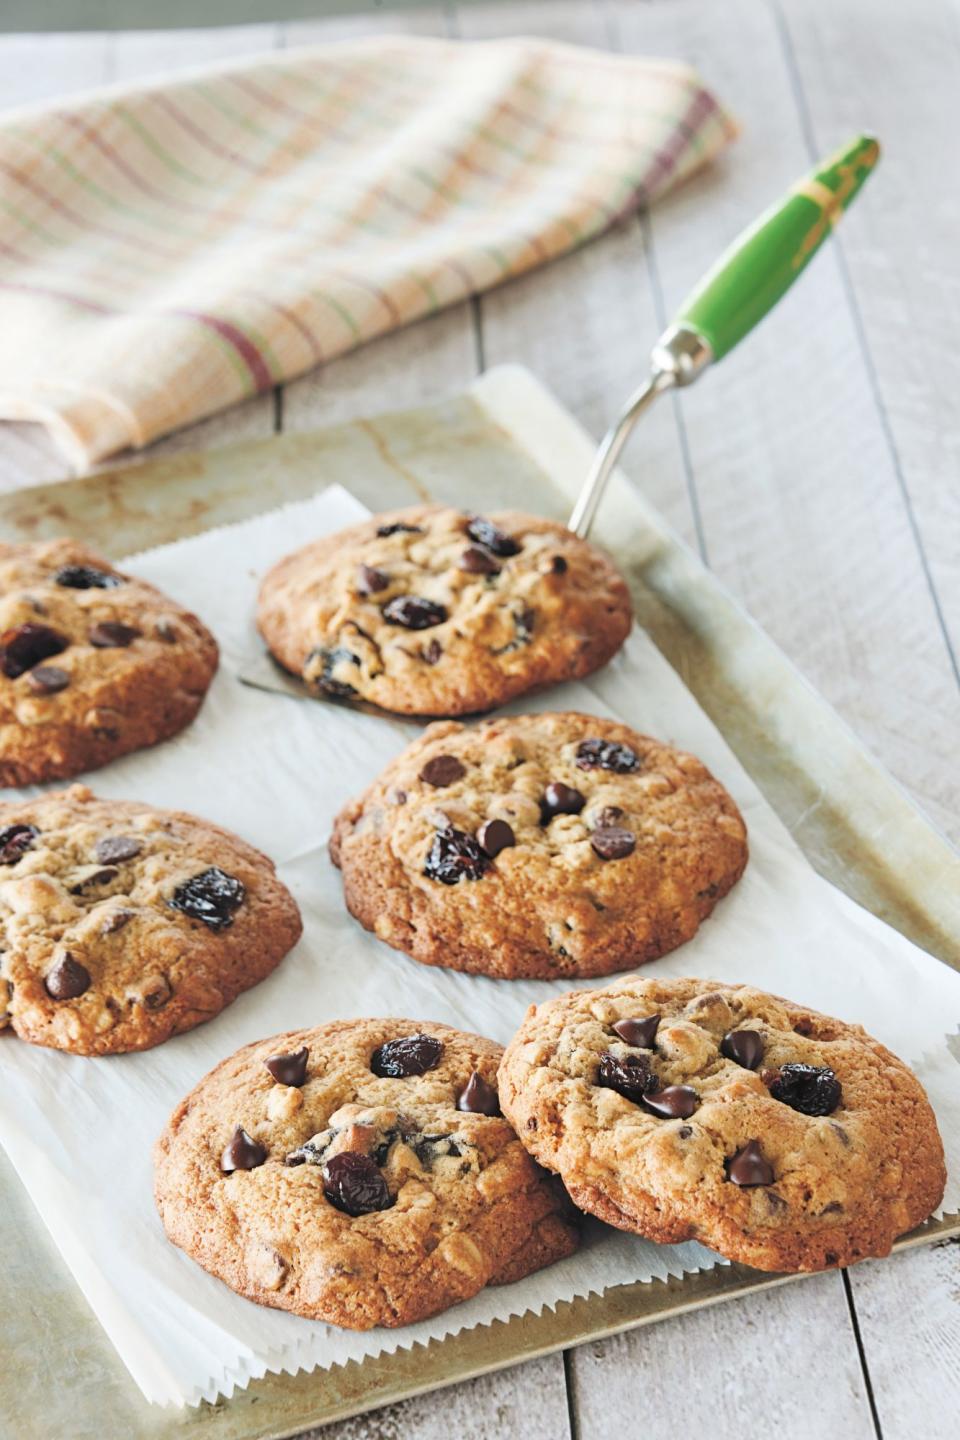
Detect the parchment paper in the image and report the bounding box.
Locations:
[1,486,957,1407]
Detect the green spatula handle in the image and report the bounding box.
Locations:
[673,133,879,363]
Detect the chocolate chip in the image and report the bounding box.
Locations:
[540,782,585,822]
[424,826,490,884]
[575,738,641,773]
[642,1085,699,1119]
[551,555,568,574]
[265,1046,309,1087]
[382,595,447,630]
[677,1125,693,1139]
[141,976,172,1010]
[0,623,69,678]
[458,545,501,576]
[597,1050,658,1103]
[357,563,389,595]
[323,1152,392,1216]
[311,646,360,699]
[221,1127,267,1173]
[376,521,422,537]
[101,908,135,934]
[594,805,625,828]
[422,638,442,665]
[27,665,70,694]
[726,1140,774,1187]
[0,823,39,866]
[54,564,121,590]
[419,754,466,788]
[457,1070,501,1115]
[465,516,520,557]
[168,867,245,931]
[371,1034,443,1078]
[95,835,142,864]
[516,607,536,641]
[89,621,141,648]
[768,1064,842,1116]
[612,1015,660,1048]
[69,865,118,892]
[721,1029,764,1070]
[477,818,515,858]
[45,954,91,1001]
[590,827,636,860]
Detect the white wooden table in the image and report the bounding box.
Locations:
[2,3,958,1436]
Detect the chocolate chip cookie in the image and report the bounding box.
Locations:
[0,538,218,785]
[0,785,302,1055]
[154,1019,579,1329]
[499,977,946,1272]
[331,712,747,979]
[256,506,631,715]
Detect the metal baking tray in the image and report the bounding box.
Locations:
[2,366,957,1439]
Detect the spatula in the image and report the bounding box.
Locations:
[568,133,879,537]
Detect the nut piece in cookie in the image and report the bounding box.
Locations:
[154,1019,580,1329]
[0,538,218,786]
[0,785,302,1056]
[255,505,632,716]
[498,976,946,1273]
[331,711,748,980]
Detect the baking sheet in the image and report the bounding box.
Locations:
[1,367,958,1438]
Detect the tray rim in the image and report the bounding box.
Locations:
[0,364,957,1437]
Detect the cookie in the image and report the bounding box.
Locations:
[256,505,631,715]
[331,712,747,979]
[154,1018,580,1329]
[0,538,218,786]
[498,976,946,1272]
[0,785,302,1055]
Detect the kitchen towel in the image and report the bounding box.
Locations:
[0,35,734,471]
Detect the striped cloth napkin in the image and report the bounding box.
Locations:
[0,36,735,473]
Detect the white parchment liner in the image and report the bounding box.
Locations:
[1,485,957,1407]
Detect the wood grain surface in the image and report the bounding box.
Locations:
[0,3,957,1437]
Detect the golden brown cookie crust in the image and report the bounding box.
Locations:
[498,977,946,1272]
[154,1019,580,1330]
[256,505,632,716]
[331,712,748,979]
[0,538,218,786]
[0,785,302,1055]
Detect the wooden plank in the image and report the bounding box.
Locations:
[570,1271,876,1438]
[283,5,452,43]
[108,20,280,76]
[846,1240,960,1440]
[608,0,960,845]
[775,0,960,776]
[451,0,697,545]
[279,6,480,437]
[299,1355,572,1440]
